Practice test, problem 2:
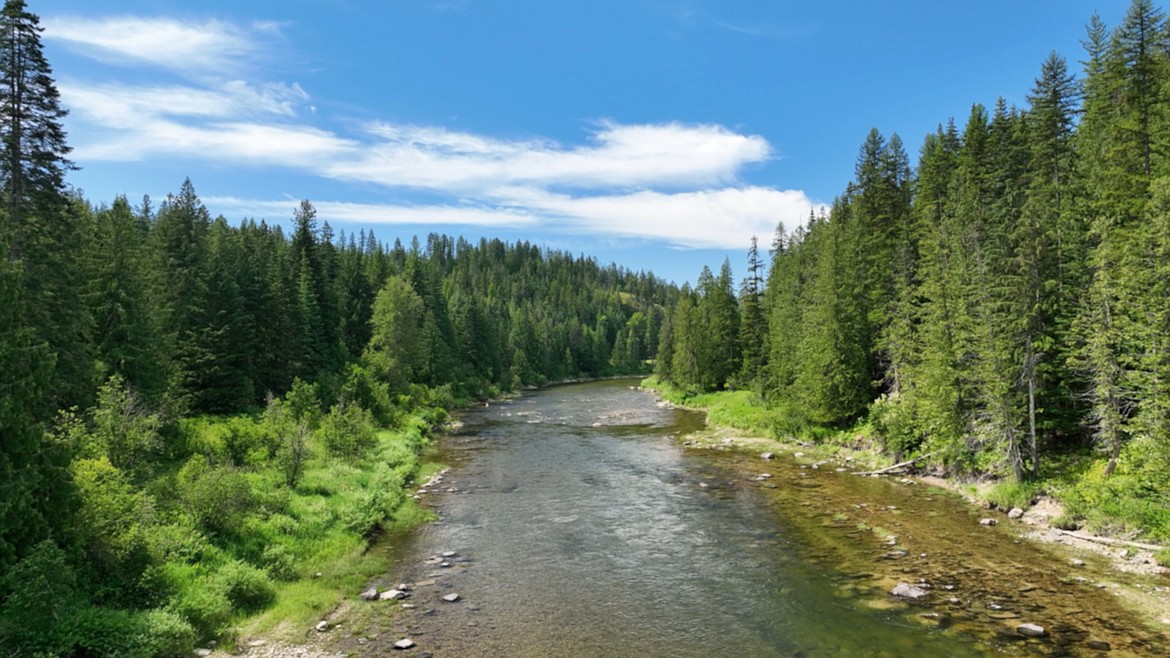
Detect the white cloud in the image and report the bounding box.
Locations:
[51,12,815,251]
[204,186,813,250]
[320,120,771,192]
[206,197,538,229]
[44,16,263,75]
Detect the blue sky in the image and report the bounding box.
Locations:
[37,0,1126,285]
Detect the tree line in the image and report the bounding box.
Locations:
[657,0,1170,521]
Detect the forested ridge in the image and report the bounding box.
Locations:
[656,1,1170,544]
[0,1,672,653]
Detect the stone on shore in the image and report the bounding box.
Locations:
[393,638,416,650]
[361,587,379,601]
[1007,507,1025,519]
[315,620,330,632]
[442,593,461,602]
[380,589,407,601]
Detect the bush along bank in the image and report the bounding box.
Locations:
[0,374,447,657]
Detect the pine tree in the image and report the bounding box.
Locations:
[0,0,72,258]
[0,0,90,408]
[738,236,767,385]
[83,196,166,400]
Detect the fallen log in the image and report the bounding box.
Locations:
[852,452,937,476]
[1053,528,1164,552]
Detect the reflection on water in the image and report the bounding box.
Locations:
[370,380,1164,657]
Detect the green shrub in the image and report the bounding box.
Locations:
[319,402,377,458]
[867,394,924,457]
[175,457,255,536]
[135,608,196,658]
[259,544,297,582]
[169,583,232,640]
[986,479,1042,511]
[0,541,84,654]
[1155,548,1170,567]
[214,560,275,611]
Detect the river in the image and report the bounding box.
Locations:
[360,380,1166,657]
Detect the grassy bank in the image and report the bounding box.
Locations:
[640,377,1170,554]
[0,376,448,657]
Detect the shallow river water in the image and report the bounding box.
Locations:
[366,380,1167,657]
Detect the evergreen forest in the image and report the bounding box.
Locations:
[656,0,1170,547]
[5,0,1170,655]
[0,1,673,653]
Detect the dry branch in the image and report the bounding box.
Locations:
[852,452,937,476]
[1053,528,1164,552]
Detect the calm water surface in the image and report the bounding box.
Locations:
[374,380,1163,657]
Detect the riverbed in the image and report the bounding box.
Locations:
[351,380,1167,657]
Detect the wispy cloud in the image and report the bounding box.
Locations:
[44,16,271,75]
[206,186,815,250]
[50,12,815,250]
[206,197,538,229]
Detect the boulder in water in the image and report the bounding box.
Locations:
[1016,623,1047,637]
[890,582,929,601]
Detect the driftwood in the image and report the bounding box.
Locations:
[852,452,937,477]
[1053,528,1164,552]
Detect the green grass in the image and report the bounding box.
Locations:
[640,376,774,436]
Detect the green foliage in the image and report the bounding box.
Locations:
[1155,548,1170,567]
[0,541,84,654]
[318,401,377,458]
[175,457,255,536]
[168,579,233,640]
[986,480,1043,511]
[213,559,276,611]
[867,394,924,458]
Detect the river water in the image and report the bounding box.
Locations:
[369,380,1166,657]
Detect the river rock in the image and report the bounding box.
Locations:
[442,551,457,558]
[1008,507,1025,519]
[761,452,774,460]
[980,518,998,526]
[361,587,379,601]
[393,638,416,650]
[194,650,212,657]
[442,593,461,602]
[890,582,929,601]
[316,620,330,632]
[1070,558,1086,567]
[1016,623,1047,637]
[380,589,407,601]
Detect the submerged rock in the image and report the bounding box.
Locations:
[761,452,774,460]
[890,582,929,601]
[980,518,998,526]
[1016,623,1047,637]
